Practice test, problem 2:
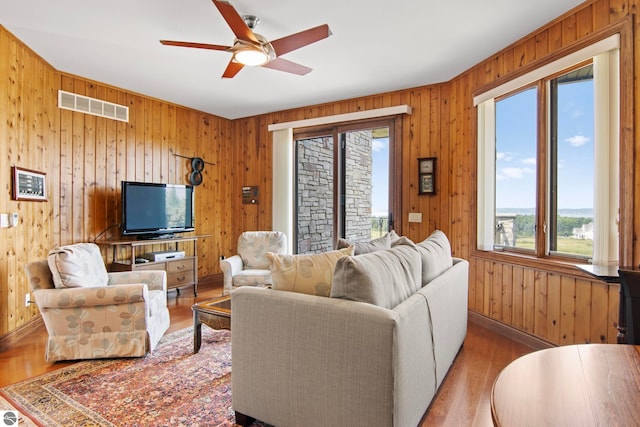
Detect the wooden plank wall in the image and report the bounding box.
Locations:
[229,0,634,346]
[1,0,637,346]
[0,26,234,335]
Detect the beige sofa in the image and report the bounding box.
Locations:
[231,231,469,427]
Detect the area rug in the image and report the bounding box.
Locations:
[0,327,263,427]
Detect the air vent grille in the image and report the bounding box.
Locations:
[58,90,129,122]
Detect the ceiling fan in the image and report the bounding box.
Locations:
[160,0,332,79]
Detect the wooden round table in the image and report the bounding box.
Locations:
[491,344,640,426]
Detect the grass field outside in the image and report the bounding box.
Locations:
[509,236,593,257]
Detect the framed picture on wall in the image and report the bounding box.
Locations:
[12,166,47,201]
[418,157,435,174]
[419,173,435,195]
[418,157,436,195]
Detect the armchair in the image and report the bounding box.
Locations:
[220,231,287,295]
[25,243,170,361]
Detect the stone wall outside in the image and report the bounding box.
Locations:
[296,131,373,254]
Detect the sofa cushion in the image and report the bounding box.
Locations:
[336,233,391,255]
[267,247,354,296]
[330,245,421,308]
[48,243,109,289]
[415,230,453,284]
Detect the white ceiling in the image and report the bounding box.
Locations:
[1,0,585,120]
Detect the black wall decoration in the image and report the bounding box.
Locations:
[190,157,204,186]
[170,152,214,185]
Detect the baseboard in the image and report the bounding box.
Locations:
[468,310,555,351]
[0,315,44,353]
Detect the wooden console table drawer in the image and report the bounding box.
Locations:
[168,268,195,289]
[167,258,194,274]
[134,262,165,271]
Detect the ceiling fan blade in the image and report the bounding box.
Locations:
[160,40,231,51]
[212,0,259,44]
[270,24,331,57]
[263,57,312,75]
[222,60,244,78]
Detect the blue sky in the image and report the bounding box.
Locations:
[495,79,594,211]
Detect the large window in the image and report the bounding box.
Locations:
[477,35,619,263]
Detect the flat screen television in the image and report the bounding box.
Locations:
[121,181,195,238]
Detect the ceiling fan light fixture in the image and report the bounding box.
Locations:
[233,47,269,66]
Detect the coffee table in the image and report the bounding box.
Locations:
[192,295,231,353]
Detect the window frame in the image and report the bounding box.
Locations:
[292,117,399,252]
[475,31,623,266]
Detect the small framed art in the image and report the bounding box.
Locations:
[418,157,435,174]
[419,173,435,195]
[418,158,436,195]
[12,166,47,201]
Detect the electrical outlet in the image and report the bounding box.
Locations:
[25,293,31,307]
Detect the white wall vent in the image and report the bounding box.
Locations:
[58,90,129,122]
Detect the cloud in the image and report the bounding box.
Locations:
[521,157,536,165]
[500,167,535,179]
[496,152,513,162]
[502,168,525,179]
[372,140,387,152]
[565,135,590,147]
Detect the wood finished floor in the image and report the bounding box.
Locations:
[0,277,535,426]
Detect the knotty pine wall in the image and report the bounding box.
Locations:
[1,0,637,346]
[0,26,236,336]
[231,0,636,346]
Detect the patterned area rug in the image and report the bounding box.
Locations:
[0,327,260,427]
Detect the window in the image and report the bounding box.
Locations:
[495,86,538,252]
[477,35,619,263]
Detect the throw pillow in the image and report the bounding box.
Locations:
[388,229,402,245]
[415,230,453,284]
[391,235,416,247]
[47,243,109,289]
[266,247,354,297]
[330,244,421,309]
[336,233,391,255]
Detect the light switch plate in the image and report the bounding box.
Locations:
[0,214,8,228]
[408,212,422,223]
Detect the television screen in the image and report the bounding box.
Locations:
[121,181,194,237]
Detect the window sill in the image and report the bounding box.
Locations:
[471,249,606,281]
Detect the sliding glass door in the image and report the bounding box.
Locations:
[294,120,394,254]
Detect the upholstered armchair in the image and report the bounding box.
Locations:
[220,231,287,295]
[25,243,170,361]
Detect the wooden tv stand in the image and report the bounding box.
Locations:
[97,235,209,296]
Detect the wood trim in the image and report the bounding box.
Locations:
[267,105,412,131]
[472,19,630,99]
[468,310,555,351]
[617,15,635,267]
[0,315,43,353]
